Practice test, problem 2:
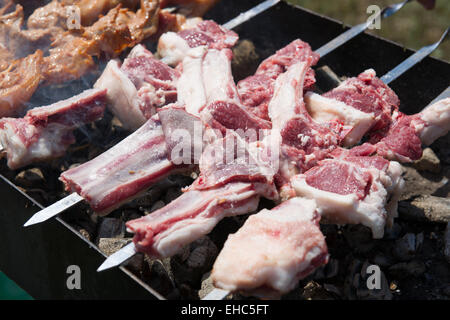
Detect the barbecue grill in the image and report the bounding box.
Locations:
[0,0,449,299]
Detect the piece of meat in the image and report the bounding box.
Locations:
[0,88,106,169]
[323,69,400,132]
[42,0,160,85]
[237,39,320,121]
[95,44,179,130]
[59,115,183,215]
[122,44,179,119]
[211,197,328,298]
[0,4,54,58]
[268,61,341,161]
[304,92,376,147]
[158,19,238,66]
[0,50,43,117]
[291,156,404,238]
[126,181,277,258]
[190,131,277,190]
[350,97,450,162]
[94,59,146,131]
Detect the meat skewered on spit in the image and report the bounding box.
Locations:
[22,0,412,227]
[98,28,450,280]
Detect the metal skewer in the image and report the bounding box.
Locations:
[315,0,412,57]
[380,27,449,84]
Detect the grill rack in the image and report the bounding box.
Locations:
[0,0,449,299]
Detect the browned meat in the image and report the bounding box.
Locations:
[0,50,43,117]
[0,4,54,58]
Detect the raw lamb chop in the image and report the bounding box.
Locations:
[211,197,329,299]
[0,88,106,169]
[94,44,179,131]
[237,39,320,121]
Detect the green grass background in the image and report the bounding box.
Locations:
[288,0,449,61]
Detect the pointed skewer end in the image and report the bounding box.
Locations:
[97,242,137,272]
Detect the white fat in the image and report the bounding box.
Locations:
[94,60,145,131]
[304,92,376,146]
[158,32,191,67]
[419,98,450,145]
[177,46,207,116]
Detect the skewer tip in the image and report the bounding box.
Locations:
[97,242,137,272]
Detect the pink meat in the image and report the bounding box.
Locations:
[126,182,276,258]
[0,89,106,169]
[60,116,180,215]
[237,39,320,120]
[212,197,328,298]
[323,69,399,132]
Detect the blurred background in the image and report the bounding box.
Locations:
[289,0,449,60]
[0,0,448,300]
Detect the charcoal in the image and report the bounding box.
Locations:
[15,168,45,188]
[399,196,450,223]
[343,225,376,254]
[98,238,132,256]
[164,187,182,203]
[413,148,441,173]
[444,222,450,264]
[393,233,420,261]
[198,272,214,299]
[143,260,175,297]
[344,260,392,300]
[388,260,426,278]
[400,166,447,201]
[171,237,218,288]
[231,39,259,81]
[96,217,125,240]
[148,200,166,213]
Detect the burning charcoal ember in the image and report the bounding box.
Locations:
[170,237,218,288]
[14,168,46,188]
[98,238,133,256]
[413,148,441,173]
[300,281,335,300]
[78,229,92,241]
[399,196,450,223]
